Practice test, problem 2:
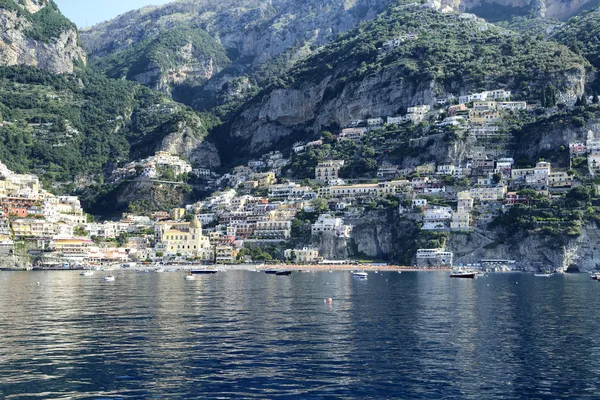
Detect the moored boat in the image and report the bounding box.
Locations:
[534,272,553,277]
[191,269,218,275]
[450,271,477,279]
[104,275,115,282]
[80,271,94,277]
[351,271,368,279]
[275,270,292,276]
[264,269,278,274]
[184,273,196,280]
[591,273,600,280]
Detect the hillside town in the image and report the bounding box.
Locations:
[1,88,597,270]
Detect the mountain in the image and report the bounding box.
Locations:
[80,0,397,109]
[0,0,86,73]
[0,1,220,213]
[553,6,600,70]
[429,0,600,21]
[222,3,589,156]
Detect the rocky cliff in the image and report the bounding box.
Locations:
[81,0,397,106]
[0,0,86,74]
[429,0,600,20]
[337,209,600,272]
[226,5,587,154]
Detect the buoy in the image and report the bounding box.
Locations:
[487,284,490,287]
[36,282,40,285]
[327,298,333,304]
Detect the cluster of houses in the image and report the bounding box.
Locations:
[110,151,193,183]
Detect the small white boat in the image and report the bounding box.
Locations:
[184,274,196,281]
[155,268,165,273]
[534,273,553,277]
[104,275,116,282]
[80,271,94,277]
[352,271,368,279]
[591,273,600,280]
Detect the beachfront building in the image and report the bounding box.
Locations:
[284,247,320,264]
[416,248,453,267]
[161,218,213,260]
[215,245,238,264]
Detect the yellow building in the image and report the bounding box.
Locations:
[53,238,93,256]
[12,219,56,238]
[162,218,213,260]
[253,172,277,188]
[215,245,238,264]
[171,208,186,220]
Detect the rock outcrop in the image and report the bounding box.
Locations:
[0,2,86,74]
[428,0,600,20]
[81,0,397,105]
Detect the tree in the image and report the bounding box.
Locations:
[492,173,502,184]
[321,131,335,144]
[593,91,599,104]
[581,95,588,106]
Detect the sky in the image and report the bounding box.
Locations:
[54,0,172,28]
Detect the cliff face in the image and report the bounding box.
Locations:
[80,0,396,105]
[0,1,86,74]
[429,0,600,20]
[227,7,587,154]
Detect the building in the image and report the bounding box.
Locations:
[511,162,551,182]
[12,219,56,238]
[284,247,320,264]
[469,185,507,201]
[315,160,345,182]
[311,214,352,238]
[161,218,213,260]
[318,183,378,199]
[253,220,292,239]
[548,172,573,188]
[367,118,383,127]
[416,248,453,267]
[338,128,367,142]
[52,238,93,257]
[215,245,238,264]
[451,211,471,230]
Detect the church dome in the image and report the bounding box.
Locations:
[190,217,201,229]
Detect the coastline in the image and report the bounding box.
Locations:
[255,264,451,272]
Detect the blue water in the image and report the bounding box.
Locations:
[0,271,599,399]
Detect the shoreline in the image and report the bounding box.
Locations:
[255,264,451,272]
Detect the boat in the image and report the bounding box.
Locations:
[264,269,278,274]
[534,272,554,277]
[184,273,196,281]
[80,271,94,277]
[104,275,115,282]
[191,269,219,275]
[276,270,292,276]
[351,271,368,279]
[450,271,477,279]
[155,268,165,273]
[591,273,600,280]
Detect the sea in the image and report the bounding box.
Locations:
[0,270,599,399]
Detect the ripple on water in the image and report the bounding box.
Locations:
[0,271,600,399]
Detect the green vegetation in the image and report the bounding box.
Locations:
[265,5,587,101]
[0,0,75,42]
[91,26,230,103]
[554,7,600,69]
[0,65,210,200]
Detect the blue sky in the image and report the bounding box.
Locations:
[55,0,172,28]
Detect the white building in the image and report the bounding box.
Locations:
[311,214,352,238]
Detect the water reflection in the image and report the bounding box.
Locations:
[0,271,600,398]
